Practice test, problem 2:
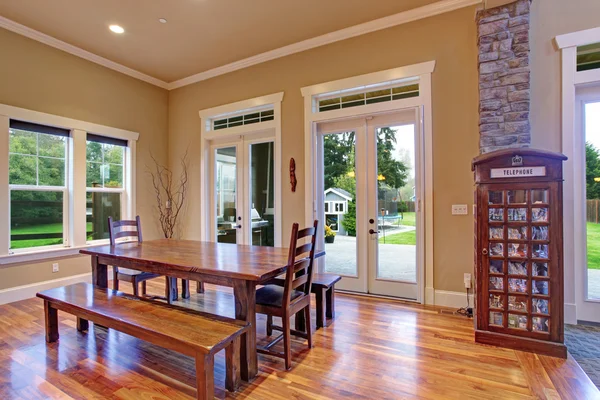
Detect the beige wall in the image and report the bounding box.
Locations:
[0,28,169,290]
[169,6,481,293]
[530,0,600,151]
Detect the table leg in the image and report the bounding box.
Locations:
[295,310,306,333]
[233,280,257,381]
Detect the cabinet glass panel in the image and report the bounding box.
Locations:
[532,189,548,204]
[490,311,503,326]
[532,208,548,222]
[490,259,504,274]
[532,226,549,241]
[507,190,527,204]
[508,261,527,276]
[490,277,504,291]
[489,208,504,222]
[508,314,528,330]
[533,316,550,332]
[508,243,527,258]
[532,244,549,259]
[490,243,504,257]
[533,262,549,277]
[508,226,527,240]
[533,280,549,295]
[489,294,504,309]
[488,191,503,205]
[532,298,549,314]
[489,227,503,240]
[508,278,528,293]
[508,208,527,222]
[508,296,528,312]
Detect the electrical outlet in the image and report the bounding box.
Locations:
[452,204,468,215]
[464,273,472,289]
[52,263,59,273]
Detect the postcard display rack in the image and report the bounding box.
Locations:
[472,149,567,358]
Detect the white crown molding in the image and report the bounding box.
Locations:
[168,0,481,90]
[0,16,170,89]
[1,0,481,91]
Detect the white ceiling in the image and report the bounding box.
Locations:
[0,0,443,84]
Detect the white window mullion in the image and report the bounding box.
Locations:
[0,115,9,256]
[71,129,87,247]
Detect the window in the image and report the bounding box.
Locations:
[317,82,419,113]
[213,109,274,130]
[324,202,330,213]
[577,42,600,72]
[325,214,339,231]
[8,120,69,250]
[86,134,127,241]
[335,202,345,213]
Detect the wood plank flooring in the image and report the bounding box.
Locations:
[0,279,598,399]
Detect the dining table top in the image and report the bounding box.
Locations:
[80,239,324,283]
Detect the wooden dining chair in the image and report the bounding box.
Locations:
[255,220,318,370]
[108,216,174,304]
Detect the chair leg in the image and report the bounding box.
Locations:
[225,336,241,392]
[165,277,173,305]
[112,268,119,291]
[304,306,312,349]
[77,317,89,332]
[182,279,190,299]
[195,352,215,400]
[315,288,325,329]
[326,286,335,319]
[141,281,147,296]
[282,315,292,370]
[132,278,139,297]
[266,315,273,336]
[196,281,205,294]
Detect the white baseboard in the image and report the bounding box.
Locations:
[0,273,93,305]
[564,303,577,325]
[434,289,474,309]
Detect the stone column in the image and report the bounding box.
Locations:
[477,0,531,153]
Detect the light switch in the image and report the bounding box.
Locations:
[452,204,468,215]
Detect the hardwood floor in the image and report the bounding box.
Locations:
[0,279,598,399]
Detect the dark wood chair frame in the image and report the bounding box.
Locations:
[108,216,174,304]
[256,220,318,370]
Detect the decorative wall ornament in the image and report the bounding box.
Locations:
[289,158,297,192]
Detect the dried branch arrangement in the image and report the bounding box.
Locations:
[148,150,189,238]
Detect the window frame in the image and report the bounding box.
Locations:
[0,104,138,265]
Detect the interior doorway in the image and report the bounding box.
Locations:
[316,109,423,300]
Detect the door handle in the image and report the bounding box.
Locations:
[235,225,242,229]
[369,229,380,234]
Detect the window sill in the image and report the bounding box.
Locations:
[0,245,93,266]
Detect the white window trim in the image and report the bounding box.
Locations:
[198,92,284,247]
[0,104,138,265]
[301,61,435,305]
[556,26,600,324]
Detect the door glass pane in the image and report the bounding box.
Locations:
[216,147,237,244]
[249,142,275,247]
[586,101,600,300]
[376,125,416,282]
[323,132,357,276]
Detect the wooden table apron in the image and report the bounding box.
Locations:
[82,241,293,382]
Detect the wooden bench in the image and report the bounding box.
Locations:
[37,282,249,400]
[312,273,341,329]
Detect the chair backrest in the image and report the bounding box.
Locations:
[282,220,319,308]
[108,216,143,246]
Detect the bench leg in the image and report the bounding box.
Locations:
[195,353,214,400]
[182,279,190,299]
[77,317,89,332]
[326,286,335,319]
[196,281,205,294]
[44,301,59,343]
[225,336,241,392]
[315,288,325,329]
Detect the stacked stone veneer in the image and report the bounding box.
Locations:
[477,0,531,153]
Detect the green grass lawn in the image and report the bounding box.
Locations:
[379,230,416,245]
[587,222,600,270]
[10,222,93,249]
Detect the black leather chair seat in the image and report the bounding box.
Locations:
[256,285,303,307]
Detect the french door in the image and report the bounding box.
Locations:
[317,109,423,300]
[209,133,276,247]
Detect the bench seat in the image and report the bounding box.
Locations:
[37,282,249,400]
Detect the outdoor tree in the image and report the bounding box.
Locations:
[586,142,600,199]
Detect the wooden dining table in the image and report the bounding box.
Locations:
[80,239,324,381]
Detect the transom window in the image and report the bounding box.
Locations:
[317,81,419,113]
[212,108,274,131]
[9,120,69,250]
[577,42,600,72]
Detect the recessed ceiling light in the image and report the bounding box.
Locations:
[109,25,125,34]
[158,18,167,24]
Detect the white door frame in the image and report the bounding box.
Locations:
[556,27,600,323]
[301,61,435,304]
[199,92,284,247]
